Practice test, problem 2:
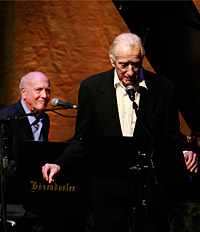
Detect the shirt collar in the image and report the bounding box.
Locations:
[114,68,148,90]
[114,69,124,89]
[20,99,43,125]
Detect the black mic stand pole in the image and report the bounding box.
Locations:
[0,121,9,232]
[0,110,42,232]
[132,101,158,184]
[129,99,158,232]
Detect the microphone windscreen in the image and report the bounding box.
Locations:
[126,85,136,102]
[51,98,59,107]
[125,85,136,94]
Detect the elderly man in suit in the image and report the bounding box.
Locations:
[42,33,198,232]
[0,71,51,158]
[0,71,51,231]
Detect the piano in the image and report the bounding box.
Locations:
[2,136,196,207]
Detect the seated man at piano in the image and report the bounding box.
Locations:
[0,71,51,231]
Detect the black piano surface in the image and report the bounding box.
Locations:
[5,140,91,210]
[1,137,200,212]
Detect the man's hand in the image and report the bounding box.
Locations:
[183,151,198,173]
[42,163,61,183]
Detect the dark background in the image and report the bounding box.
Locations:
[113,0,200,132]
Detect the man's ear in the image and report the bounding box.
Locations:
[110,58,116,68]
[21,87,26,98]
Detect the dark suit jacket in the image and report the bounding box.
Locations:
[74,68,186,143]
[57,68,187,169]
[0,100,50,161]
[56,68,188,225]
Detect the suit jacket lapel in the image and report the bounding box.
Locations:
[16,101,34,140]
[42,114,49,141]
[139,86,155,122]
[99,69,122,135]
[134,69,157,138]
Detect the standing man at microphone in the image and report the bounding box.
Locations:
[0,71,51,231]
[42,33,198,232]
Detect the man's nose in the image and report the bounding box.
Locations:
[127,64,134,76]
[41,89,47,98]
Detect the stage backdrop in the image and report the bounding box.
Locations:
[0,0,198,141]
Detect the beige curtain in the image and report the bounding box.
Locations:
[0,0,192,141]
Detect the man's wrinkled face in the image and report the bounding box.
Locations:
[21,75,51,112]
[111,44,142,88]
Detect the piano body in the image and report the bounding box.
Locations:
[1,136,195,210]
[4,140,91,211]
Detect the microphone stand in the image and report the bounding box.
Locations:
[38,107,78,118]
[0,111,40,232]
[129,96,158,232]
[0,121,9,232]
[0,106,75,231]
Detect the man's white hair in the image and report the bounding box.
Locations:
[109,33,145,62]
[19,71,50,97]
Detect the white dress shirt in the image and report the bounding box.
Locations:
[114,68,147,137]
[21,99,43,141]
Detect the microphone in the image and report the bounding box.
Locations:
[51,98,78,109]
[126,85,136,102]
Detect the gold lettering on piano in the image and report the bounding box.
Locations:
[30,181,76,193]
